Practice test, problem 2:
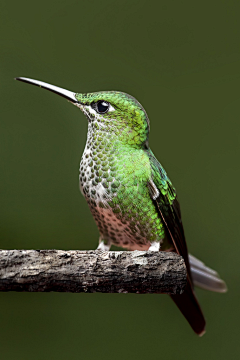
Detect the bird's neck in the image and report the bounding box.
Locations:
[85,121,146,154]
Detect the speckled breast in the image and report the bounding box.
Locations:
[79,128,165,250]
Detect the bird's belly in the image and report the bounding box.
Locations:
[89,204,151,250]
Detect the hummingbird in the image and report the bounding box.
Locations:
[15,77,227,335]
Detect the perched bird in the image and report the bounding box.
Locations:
[16,77,227,335]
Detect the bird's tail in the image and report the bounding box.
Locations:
[189,254,227,293]
[170,254,227,335]
[171,277,206,336]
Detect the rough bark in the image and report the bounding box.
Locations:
[0,250,186,294]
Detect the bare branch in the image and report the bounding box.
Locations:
[0,250,186,294]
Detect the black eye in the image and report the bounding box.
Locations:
[96,100,109,114]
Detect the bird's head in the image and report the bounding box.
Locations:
[15,78,150,148]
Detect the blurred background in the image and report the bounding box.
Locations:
[1,0,239,359]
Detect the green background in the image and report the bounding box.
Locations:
[1,0,239,359]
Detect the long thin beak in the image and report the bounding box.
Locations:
[15,77,78,103]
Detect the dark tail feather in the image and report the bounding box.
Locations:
[170,278,206,336]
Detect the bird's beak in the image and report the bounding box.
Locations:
[15,77,78,104]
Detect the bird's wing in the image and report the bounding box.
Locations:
[147,149,206,335]
[147,149,191,278]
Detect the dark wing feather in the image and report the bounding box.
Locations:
[147,149,205,335]
[147,149,191,277]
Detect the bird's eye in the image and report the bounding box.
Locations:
[96,101,109,114]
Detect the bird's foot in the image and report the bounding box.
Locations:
[148,241,160,251]
[97,240,111,251]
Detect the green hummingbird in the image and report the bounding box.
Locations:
[16,77,227,335]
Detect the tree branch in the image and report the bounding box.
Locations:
[0,250,186,294]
